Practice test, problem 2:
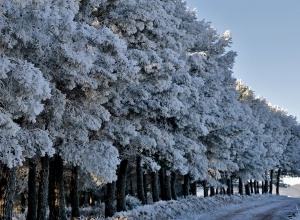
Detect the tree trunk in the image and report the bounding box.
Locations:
[21,193,26,213]
[264,179,268,194]
[238,177,243,195]
[262,181,265,194]
[254,180,257,194]
[0,164,3,182]
[203,180,208,197]
[230,176,234,194]
[276,169,281,195]
[226,177,231,195]
[171,172,177,200]
[216,187,219,195]
[183,174,190,197]
[190,181,197,196]
[222,187,226,195]
[143,173,147,204]
[129,177,134,196]
[250,179,253,194]
[136,156,146,204]
[164,174,172,200]
[105,181,116,218]
[256,181,259,194]
[48,155,66,220]
[210,186,215,197]
[81,191,90,207]
[117,159,128,212]
[70,166,80,219]
[245,183,251,195]
[0,166,16,220]
[269,169,274,194]
[159,167,166,200]
[37,155,49,220]
[151,172,159,202]
[27,160,37,220]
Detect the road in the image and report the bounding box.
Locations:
[192,196,300,220]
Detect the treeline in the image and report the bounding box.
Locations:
[0,0,299,219]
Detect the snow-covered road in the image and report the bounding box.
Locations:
[191,196,300,220]
[113,194,300,220]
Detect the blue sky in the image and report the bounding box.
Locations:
[185,0,300,121]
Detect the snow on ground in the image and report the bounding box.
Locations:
[108,194,300,220]
[75,181,300,219]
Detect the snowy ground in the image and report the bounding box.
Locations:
[110,195,300,220]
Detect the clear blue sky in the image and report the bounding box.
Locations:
[185,0,300,122]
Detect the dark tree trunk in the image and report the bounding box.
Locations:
[128,177,134,196]
[276,169,281,195]
[151,172,159,202]
[190,181,197,196]
[27,160,37,220]
[37,155,49,220]
[171,172,177,200]
[256,181,259,194]
[254,180,257,194]
[238,177,243,195]
[70,166,80,219]
[245,183,251,195]
[136,156,146,204]
[250,179,254,194]
[269,170,274,194]
[264,179,268,194]
[0,164,3,182]
[48,155,66,220]
[222,187,226,195]
[227,177,231,195]
[80,191,88,207]
[105,181,116,218]
[230,176,234,194]
[183,174,190,197]
[262,181,265,194]
[117,159,128,212]
[143,173,147,204]
[203,180,208,197]
[21,193,26,213]
[210,186,215,197]
[216,187,219,195]
[164,174,172,200]
[159,167,166,200]
[0,166,16,220]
